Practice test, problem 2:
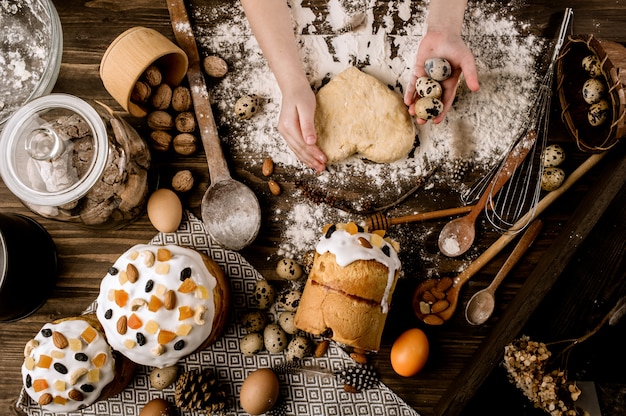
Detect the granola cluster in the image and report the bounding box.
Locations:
[503,336,585,416]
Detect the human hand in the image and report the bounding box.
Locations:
[404,30,480,124]
[276,86,327,172]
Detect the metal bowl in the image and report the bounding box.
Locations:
[0,0,63,130]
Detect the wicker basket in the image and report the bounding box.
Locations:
[556,34,626,152]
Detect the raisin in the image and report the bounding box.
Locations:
[108,266,119,275]
[104,309,113,319]
[75,353,88,362]
[173,340,185,350]
[180,267,192,281]
[25,374,32,388]
[80,384,95,393]
[325,224,336,239]
[382,245,391,257]
[145,279,154,293]
[54,363,68,374]
[136,333,146,346]
[41,328,52,337]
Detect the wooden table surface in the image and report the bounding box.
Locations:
[1,1,625,415]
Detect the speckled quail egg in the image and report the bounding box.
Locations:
[588,99,610,126]
[542,144,566,168]
[240,333,265,356]
[253,280,275,309]
[541,167,566,191]
[276,258,303,281]
[149,365,178,390]
[414,97,443,120]
[582,78,606,104]
[235,94,261,119]
[278,311,299,334]
[263,323,288,353]
[277,289,302,311]
[582,54,602,78]
[415,76,443,99]
[285,336,313,361]
[241,310,268,333]
[425,57,452,81]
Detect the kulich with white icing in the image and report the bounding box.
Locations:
[21,318,116,413]
[96,244,226,368]
[294,222,401,352]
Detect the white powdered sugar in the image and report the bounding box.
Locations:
[192,0,548,258]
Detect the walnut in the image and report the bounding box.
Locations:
[202,55,228,78]
[173,133,197,155]
[149,130,173,152]
[150,83,172,110]
[172,170,194,192]
[143,64,163,87]
[171,86,192,112]
[130,81,151,104]
[147,110,174,130]
[175,111,196,133]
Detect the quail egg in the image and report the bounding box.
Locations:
[588,99,610,126]
[276,258,303,280]
[425,57,452,81]
[582,78,606,104]
[542,144,566,168]
[263,323,288,353]
[149,365,178,390]
[240,333,265,356]
[541,167,566,191]
[414,97,443,120]
[415,76,443,99]
[241,310,268,333]
[253,280,275,309]
[235,94,261,119]
[582,54,602,78]
[278,311,299,334]
[277,289,302,312]
[285,336,312,361]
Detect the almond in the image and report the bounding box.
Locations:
[268,179,281,196]
[68,389,84,401]
[436,277,453,292]
[423,314,445,325]
[38,393,53,406]
[431,299,450,314]
[314,340,329,358]
[163,290,176,310]
[357,237,372,248]
[126,263,139,283]
[350,352,368,364]
[262,158,274,176]
[422,290,436,304]
[52,331,68,349]
[431,289,446,300]
[117,315,128,335]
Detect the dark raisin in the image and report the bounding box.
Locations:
[324,224,336,239]
[108,266,119,275]
[173,340,185,350]
[54,362,68,374]
[144,279,154,293]
[357,224,365,233]
[382,245,391,257]
[75,352,88,362]
[80,384,95,393]
[25,374,32,388]
[41,328,52,337]
[136,333,146,346]
[104,309,113,319]
[180,267,192,281]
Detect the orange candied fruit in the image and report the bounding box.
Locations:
[114,290,129,308]
[372,229,386,237]
[52,396,67,405]
[127,313,143,330]
[36,355,52,369]
[157,330,176,344]
[148,295,163,312]
[32,379,49,392]
[157,248,172,261]
[178,278,197,293]
[178,306,193,321]
[344,222,359,235]
[81,326,98,344]
[92,352,107,368]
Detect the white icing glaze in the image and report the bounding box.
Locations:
[316,228,401,313]
[21,319,115,413]
[95,244,217,368]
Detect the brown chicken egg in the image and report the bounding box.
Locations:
[147,188,183,233]
[240,368,280,415]
[139,398,173,416]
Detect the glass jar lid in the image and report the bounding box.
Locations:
[0,94,108,206]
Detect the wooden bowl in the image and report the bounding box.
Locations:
[556,34,626,152]
[100,27,188,117]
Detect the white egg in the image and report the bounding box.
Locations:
[582,78,606,104]
[541,167,566,191]
[588,99,610,126]
[425,58,452,81]
[415,76,442,99]
[582,54,602,78]
[542,144,566,168]
[414,97,443,120]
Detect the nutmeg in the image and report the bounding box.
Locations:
[149,130,173,152]
[202,55,228,78]
[172,133,197,155]
[150,83,173,110]
[171,169,194,192]
[147,111,174,131]
[175,111,196,133]
[171,86,192,112]
[143,64,163,87]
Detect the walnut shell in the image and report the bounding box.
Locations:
[151,83,173,110]
[175,111,196,133]
[131,81,151,104]
[172,170,194,192]
[202,55,228,78]
[171,86,192,112]
[149,131,173,152]
[147,111,174,131]
[143,64,163,87]
[173,133,197,155]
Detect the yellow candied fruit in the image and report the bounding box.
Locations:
[148,295,163,312]
[92,353,107,368]
[124,339,137,349]
[51,350,65,359]
[32,379,48,392]
[176,323,193,336]
[127,250,139,260]
[155,262,170,275]
[107,289,115,301]
[87,368,100,383]
[155,284,167,296]
[69,338,82,351]
[53,380,65,391]
[118,270,128,285]
[145,320,160,334]
[52,396,67,405]
[36,355,52,369]
[370,233,384,248]
[81,326,97,344]
[178,278,197,293]
[344,222,359,235]
[195,285,209,299]
[372,229,386,238]
[24,357,35,371]
[178,306,194,321]
[157,248,172,261]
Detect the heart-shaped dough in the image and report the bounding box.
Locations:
[314,67,416,163]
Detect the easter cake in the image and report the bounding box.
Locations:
[294,223,401,352]
[96,244,231,368]
[21,314,135,413]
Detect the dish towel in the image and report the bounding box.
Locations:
[18,211,419,416]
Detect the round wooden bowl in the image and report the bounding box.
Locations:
[556,34,626,152]
[100,26,188,117]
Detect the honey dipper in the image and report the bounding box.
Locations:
[365,206,474,231]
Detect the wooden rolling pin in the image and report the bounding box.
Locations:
[365,205,474,231]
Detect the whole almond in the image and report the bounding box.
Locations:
[117,315,128,335]
[431,289,446,300]
[436,277,453,292]
[268,179,281,196]
[126,263,139,283]
[262,158,274,176]
[422,290,436,304]
[38,393,53,406]
[164,290,176,310]
[357,237,372,248]
[343,384,359,394]
[314,340,329,358]
[423,314,444,325]
[171,86,192,112]
[68,389,84,401]
[431,299,450,314]
[350,352,368,364]
[52,331,69,349]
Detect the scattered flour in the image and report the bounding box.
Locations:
[191,0,548,259]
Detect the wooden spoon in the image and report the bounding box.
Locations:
[167,0,261,250]
[438,130,537,257]
[414,151,606,325]
[464,219,543,325]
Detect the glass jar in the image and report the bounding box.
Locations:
[0,94,152,229]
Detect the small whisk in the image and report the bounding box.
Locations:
[463,8,574,234]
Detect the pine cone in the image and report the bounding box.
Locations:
[174,368,228,412]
